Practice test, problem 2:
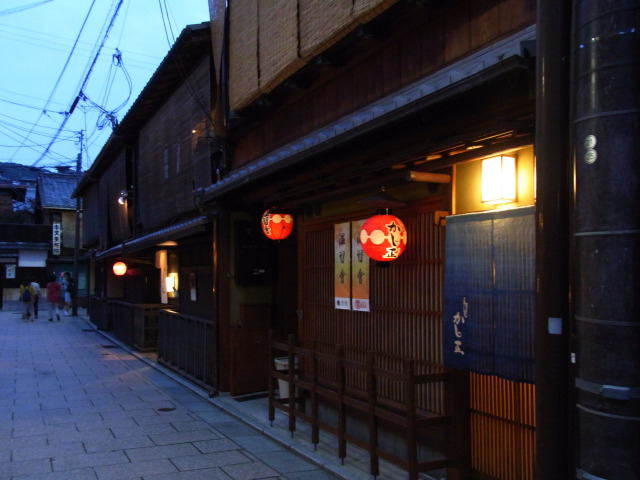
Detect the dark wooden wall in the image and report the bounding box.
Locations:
[137,58,213,232]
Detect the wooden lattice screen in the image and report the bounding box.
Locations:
[298,200,536,479]
[299,200,446,412]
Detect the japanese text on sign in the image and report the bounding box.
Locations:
[452,297,468,355]
[52,222,61,256]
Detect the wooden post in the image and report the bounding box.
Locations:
[535,0,572,477]
[267,330,275,425]
[337,345,346,463]
[367,352,379,477]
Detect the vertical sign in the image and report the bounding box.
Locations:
[5,264,16,279]
[351,219,370,311]
[334,222,351,309]
[52,222,61,255]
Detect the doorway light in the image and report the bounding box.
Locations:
[481,155,517,204]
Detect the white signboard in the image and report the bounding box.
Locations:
[52,222,61,255]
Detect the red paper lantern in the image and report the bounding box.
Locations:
[261,208,294,240]
[359,214,408,261]
[113,261,127,276]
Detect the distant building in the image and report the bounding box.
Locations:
[0,163,84,309]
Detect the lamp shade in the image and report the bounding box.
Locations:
[481,155,516,204]
[360,214,408,261]
[113,261,127,276]
[261,208,294,240]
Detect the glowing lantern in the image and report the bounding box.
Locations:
[113,261,127,276]
[360,214,408,261]
[261,208,293,240]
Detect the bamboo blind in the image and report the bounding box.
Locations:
[299,0,354,58]
[229,0,260,110]
[228,0,401,110]
[258,0,299,93]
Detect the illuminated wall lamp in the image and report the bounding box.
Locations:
[165,273,178,293]
[117,190,128,205]
[481,155,517,204]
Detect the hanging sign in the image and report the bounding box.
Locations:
[360,214,407,261]
[52,222,61,256]
[334,222,351,309]
[351,219,369,311]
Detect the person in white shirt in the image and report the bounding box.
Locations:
[30,279,42,319]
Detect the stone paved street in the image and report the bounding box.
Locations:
[0,310,341,480]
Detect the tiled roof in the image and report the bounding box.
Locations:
[37,173,78,210]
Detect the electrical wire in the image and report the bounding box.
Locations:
[33,0,125,166]
[8,0,98,163]
[0,0,53,16]
[158,0,214,129]
[0,22,162,72]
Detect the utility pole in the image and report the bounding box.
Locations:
[72,131,82,316]
[573,2,640,477]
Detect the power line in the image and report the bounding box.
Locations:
[9,0,98,163]
[0,0,52,17]
[33,0,125,167]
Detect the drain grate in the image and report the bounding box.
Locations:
[157,407,176,412]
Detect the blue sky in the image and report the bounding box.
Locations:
[0,0,210,171]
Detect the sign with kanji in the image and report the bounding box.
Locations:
[52,222,61,256]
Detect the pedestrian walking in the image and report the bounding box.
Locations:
[30,278,42,319]
[45,274,62,322]
[61,271,74,315]
[18,279,36,321]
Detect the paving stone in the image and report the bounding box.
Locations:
[150,429,223,446]
[248,451,319,474]
[143,467,232,480]
[93,457,178,479]
[220,461,281,480]
[0,313,346,480]
[209,421,260,438]
[171,450,252,471]
[231,435,285,454]
[51,449,130,471]
[0,457,52,477]
[124,443,201,462]
[84,433,155,453]
[192,438,240,454]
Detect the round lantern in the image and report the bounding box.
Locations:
[113,261,127,276]
[261,208,294,240]
[359,214,408,261]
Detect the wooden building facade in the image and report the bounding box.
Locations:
[200,1,539,479]
[77,0,640,478]
[75,23,219,386]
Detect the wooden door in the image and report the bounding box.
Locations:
[229,304,271,395]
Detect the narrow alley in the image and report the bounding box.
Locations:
[0,310,348,480]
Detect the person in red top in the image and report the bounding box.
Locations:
[45,274,62,322]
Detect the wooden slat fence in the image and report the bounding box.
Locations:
[269,333,470,480]
[157,309,217,392]
[109,301,165,352]
[88,296,124,331]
